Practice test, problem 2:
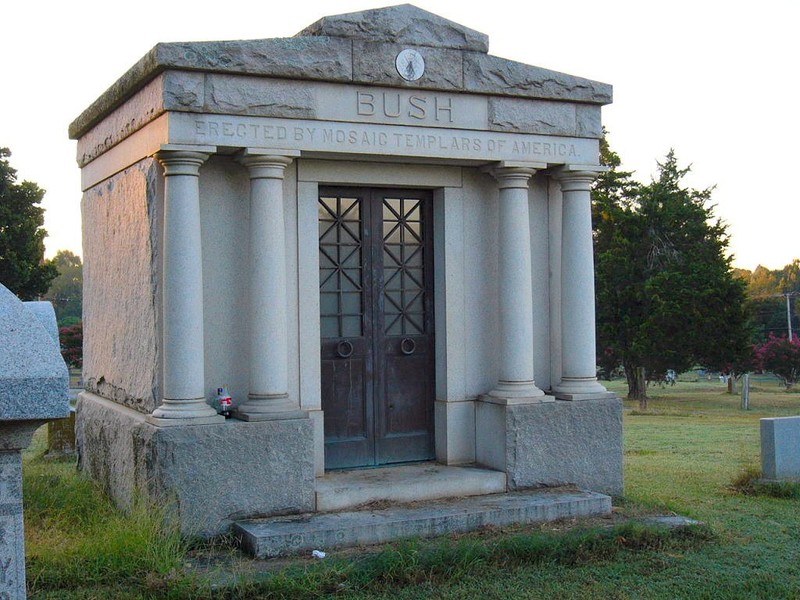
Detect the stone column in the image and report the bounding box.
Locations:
[484,163,551,404]
[149,146,223,425]
[236,150,303,420]
[553,167,613,400]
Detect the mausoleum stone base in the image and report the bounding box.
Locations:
[476,396,623,496]
[76,392,315,537]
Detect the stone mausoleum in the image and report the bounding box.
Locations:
[71,5,622,538]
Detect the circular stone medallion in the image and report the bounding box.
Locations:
[395,49,425,82]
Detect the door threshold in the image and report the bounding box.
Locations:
[315,462,507,512]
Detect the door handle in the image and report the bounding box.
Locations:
[336,340,354,358]
[400,338,416,355]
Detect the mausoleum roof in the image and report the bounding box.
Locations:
[69,4,612,140]
[297,4,489,52]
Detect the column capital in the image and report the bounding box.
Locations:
[553,165,607,191]
[156,145,215,176]
[238,149,300,180]
[485,161,546,190]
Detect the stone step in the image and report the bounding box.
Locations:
[235,488,611,558]
[314,463,507,512]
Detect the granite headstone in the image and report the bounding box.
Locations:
[0,284,69,600]
[761,416,800,480]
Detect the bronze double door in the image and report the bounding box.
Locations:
[319,187,435,469]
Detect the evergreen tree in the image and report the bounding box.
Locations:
[594,147,751,406]
[0,147,58,299]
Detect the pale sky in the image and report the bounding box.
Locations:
[2,0,797,271]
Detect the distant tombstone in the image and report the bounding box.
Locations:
[761,416,800,480]
[0,284,70,600]
[740,373,750,410]
[46,409,77,457]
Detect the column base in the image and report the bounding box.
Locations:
[146,414,225,426]
[234,409,309,422]
[148,398,224,425]
[553,378,617,401]
[234,393,307,421]
[482,381,554,405]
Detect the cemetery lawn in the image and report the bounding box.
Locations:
[24,378,800,599]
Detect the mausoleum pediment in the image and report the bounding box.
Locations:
[297,4,489,52]
[69,4,611,140]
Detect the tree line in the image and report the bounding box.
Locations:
[734,261,799,341]
[593,135,799,404]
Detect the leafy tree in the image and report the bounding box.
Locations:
[778,260,800,294]
[594,147,751,406]
[755,334,800,390]
[0,147,58,299]
[747,265,781,297]
[738,261,800,342]
[44,250,82,325]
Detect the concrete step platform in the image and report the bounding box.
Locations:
[315,463,507,512]
[235,488,611,558]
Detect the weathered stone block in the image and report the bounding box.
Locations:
[464,53,612,104]
[0,286,69,421]
[761,416,800,480]
[237,489,610,558]
[163,71,205,111]
[76,392,315,537]
[1,285,69,600]
[75,75,168,166]
[156,37,354,81]
[298,4,489,53]
[476,397,623,496]
[352,42,463,90]
[0,452,26,600]
[205,75,316,118]
[68,37,353,140]
[488,97,578,136]
[81,161,161,414]
[576,104,603,138]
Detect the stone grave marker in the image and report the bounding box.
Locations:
[761,416,800,480]
[0,284,69,599]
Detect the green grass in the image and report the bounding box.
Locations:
[23,430,189,598]
[23,380,800,598]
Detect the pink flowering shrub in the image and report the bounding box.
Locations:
[59,322,82,369]
[755,334,800,389]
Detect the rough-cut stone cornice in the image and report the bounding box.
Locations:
[297,4,490,52]
[69,4,612,140]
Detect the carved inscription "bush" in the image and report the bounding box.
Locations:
[356,91,453,123]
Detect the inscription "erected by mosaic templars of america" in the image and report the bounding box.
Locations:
[180,113,594,164]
